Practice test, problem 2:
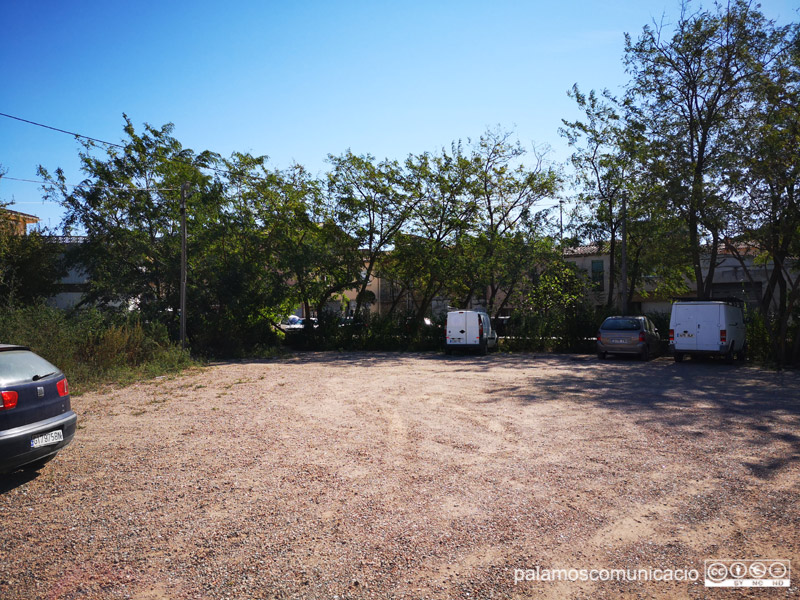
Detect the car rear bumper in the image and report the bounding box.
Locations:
[597,341,645,355]
[0,411,77,473]
[669,343,732,356]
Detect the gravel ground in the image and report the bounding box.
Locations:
[1,352,799,600]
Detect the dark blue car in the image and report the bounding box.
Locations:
[0,345,77,474]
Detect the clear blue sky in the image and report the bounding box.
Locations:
[1,0,797,230]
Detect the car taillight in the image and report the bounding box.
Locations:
[669,329,674,341]
[597,332,602,343]
[720,330,727,343]
[57,378,69,397]
[639,331,646,343]
[1,391,18,410]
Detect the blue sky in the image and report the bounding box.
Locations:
[2,0,797,229]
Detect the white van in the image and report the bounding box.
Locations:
[445,310,498,355]
[669,300,746,363]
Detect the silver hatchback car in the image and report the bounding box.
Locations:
[596,316,660,361]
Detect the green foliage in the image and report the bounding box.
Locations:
[745,309,774,365]
[282,311,444,352]
[0,304,194,392]
[500,260,598,352]
[0,223,65,306]
[461,129,561,315]
[37,119,303,357]
[623,0,787,299]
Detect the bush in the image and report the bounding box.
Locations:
[500,304,602,353]
[281,311,445,352]
[0,304,195,392]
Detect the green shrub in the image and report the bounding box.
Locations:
[0,304,194,393]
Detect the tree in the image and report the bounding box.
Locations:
[624,1,786,299]
[326,151,417,322]
[39,116,217,322]
[38,117,291,355]
[385,145,477,326]
[185,152,298,353]
[463,128,560,316]
[561,86,644,307]
[0,210,65,306]
[272,164,363,323]
[726,21,800,365]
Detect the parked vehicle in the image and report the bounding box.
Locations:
[445,310,498,355]
[669,300,746,363]
[596,315,660,360]
[0,345,77,473]
[280,316,317,331]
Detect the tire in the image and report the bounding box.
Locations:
[725,346,735,365]
[674,352,684,363]
[444,347,452,356]
[597,351,606,359]
[737,343,747,362]
[479,340,488,356]
[641,346,650,361]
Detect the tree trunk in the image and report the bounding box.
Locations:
[606,234,617,307]
[702,230,720,300]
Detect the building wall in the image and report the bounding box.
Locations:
[0,210,39,235]
[566,245,787,314]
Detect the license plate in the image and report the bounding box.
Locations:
[678,333,694,338]
[31,430,63,448]
[610,338,627,344]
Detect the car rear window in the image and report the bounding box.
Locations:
[0,350,60,386]
[601,318,642,331]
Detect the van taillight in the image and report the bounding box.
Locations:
[57,378,69,397]
[1,391,18,410]
[669,329,674,341]
[478,315,483,339]
[720,330,727,343]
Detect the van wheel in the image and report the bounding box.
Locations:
[674,352,684,363]
[725,346,735,364]
[479,340,488,356]
[737,344,747,361]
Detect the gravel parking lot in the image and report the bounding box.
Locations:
[1,352,799,599]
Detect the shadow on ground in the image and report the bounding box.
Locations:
[0,470,39,494]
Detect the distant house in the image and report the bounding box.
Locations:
[0,208,39,235]
[563,244,610,304]
[46,236,90,310]
[564,242,789,314]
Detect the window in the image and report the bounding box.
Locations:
[591,260,604,291]
[0,350,59,386]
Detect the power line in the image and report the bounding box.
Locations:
[0,112,125,149]
[1,175,179,193]
[0,111,266,182]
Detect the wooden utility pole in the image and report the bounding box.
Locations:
[620,193,628,316]
[180,183,189,350]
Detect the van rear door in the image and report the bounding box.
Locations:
[672,304,697,351]
[447,311,468,345]
[695,305,721,351]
